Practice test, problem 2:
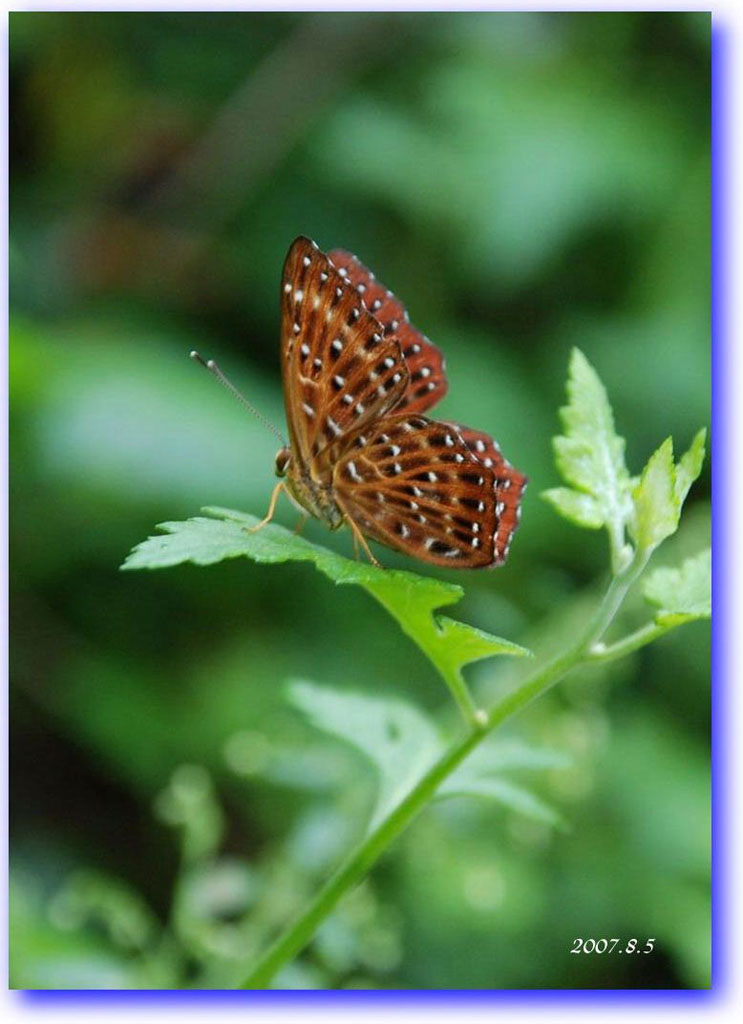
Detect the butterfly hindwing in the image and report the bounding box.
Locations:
[446,422,527,563]
[328,249,448,415]
[332,414,499,568]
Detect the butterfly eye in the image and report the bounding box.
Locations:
[275,447,291,477]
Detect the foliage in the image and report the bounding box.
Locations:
[122,507,528,723]
[117,347,708,988]
[643,549,711,627]
[542,347,635,571]
[10,10,710,992]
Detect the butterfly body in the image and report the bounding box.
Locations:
[268,236,526,569]
[276,446,345,531]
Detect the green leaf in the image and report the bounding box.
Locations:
[631,438,679,553]
[288,681,443,831]
[172,858,261,967]
[542,348,633,570]
[439,776,565,828]
[153,764,224,864]
[675,428,707,507]
[49,871,161,954]
[643,549,711,627]
[11,866,177,989]
[444,736,572,774]
[541,487,604,530]
[287,685,568,831]
[122,507,529,722]
[631,431,706,554]
[437,737,570,828]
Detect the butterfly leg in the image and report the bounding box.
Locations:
[337,502,381,568]
[292,515,308,536]
[247,481,284,534]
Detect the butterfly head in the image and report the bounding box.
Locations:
[275,447,292,478]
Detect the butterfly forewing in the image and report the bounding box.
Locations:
[447,423,528,563]
[281,238,410,475]
[328,249,448,415]
[332,415,499,568]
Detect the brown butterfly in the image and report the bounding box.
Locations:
[197,237,526,568]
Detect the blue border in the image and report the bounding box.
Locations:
[709,8,726,1002]
[9,8,718,1007]
[19,988,716,1006]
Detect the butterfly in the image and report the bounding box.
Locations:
[253,236,525,568]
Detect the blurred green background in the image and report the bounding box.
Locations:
[10,11,710,989]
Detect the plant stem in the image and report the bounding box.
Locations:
[240,727,483,988]
[587,621,671,664]
[442,667,482,727]
[239,549,648,989]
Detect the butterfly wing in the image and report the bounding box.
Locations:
[331,414,502,568]
[280,238,410,477]
[446,423,527,563]
[328,248,448,415]
[280,239,526,567]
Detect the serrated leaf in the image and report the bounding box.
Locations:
[122,507,529,717]
[675,428,707,507]
[643,549,711,626]
[631,431,706,555]
[631,438,679,552]
[543,348,633,568]
[541,488,604,529]
[288,681,443,831]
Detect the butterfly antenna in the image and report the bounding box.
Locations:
[190,351,286,445]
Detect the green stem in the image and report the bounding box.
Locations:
[239,549,648,989]
[441,668,482,728]
[587,620,670,664]
[240,727,482,988]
